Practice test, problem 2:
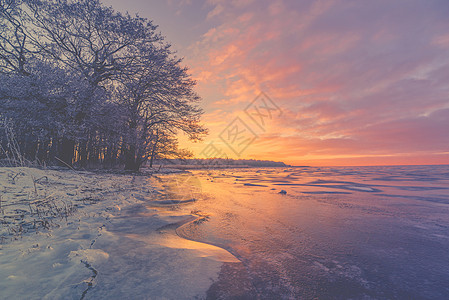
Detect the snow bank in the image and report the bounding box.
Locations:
[0,167,237,299]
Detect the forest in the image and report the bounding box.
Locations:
[0,0,206,171]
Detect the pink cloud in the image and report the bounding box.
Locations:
[183,0,449,165]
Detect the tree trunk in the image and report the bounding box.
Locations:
[78,139,88,168]
[124,144,139,171]
[59,137,75,166]
[149,138,159,168]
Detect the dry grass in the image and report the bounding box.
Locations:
[0,168,79,243]
[0,166,160,245]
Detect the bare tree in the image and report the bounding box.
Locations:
[0,0,207,171]
[0,0,30,74]
[117,41,207,171]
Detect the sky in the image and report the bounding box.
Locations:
[102,0,449,166]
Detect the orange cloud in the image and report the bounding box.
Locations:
[180,0,449,166]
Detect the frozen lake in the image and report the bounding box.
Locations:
[1,165,449,299]
[163,165,449,299]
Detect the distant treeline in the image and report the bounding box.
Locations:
[158,158,289,167]
[0,0,206,171]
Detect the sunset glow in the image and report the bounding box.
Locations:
[104,0,449,166]
[3,1,449,298]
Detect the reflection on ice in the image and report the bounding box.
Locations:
[175,165,449,299]
[160,233,239,263]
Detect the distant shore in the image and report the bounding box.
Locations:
[153,158,290,170]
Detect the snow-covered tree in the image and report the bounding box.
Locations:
[0,0,30,74]
[116,41,206,170]
[0,0,206,170]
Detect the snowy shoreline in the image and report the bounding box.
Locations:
[0,166,237,299]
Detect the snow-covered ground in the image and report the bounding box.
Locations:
[0,167,237,300]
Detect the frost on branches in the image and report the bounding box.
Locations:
[0,0,206,171]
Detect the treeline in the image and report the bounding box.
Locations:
[159,158,289,167]
[0,0,206,171]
